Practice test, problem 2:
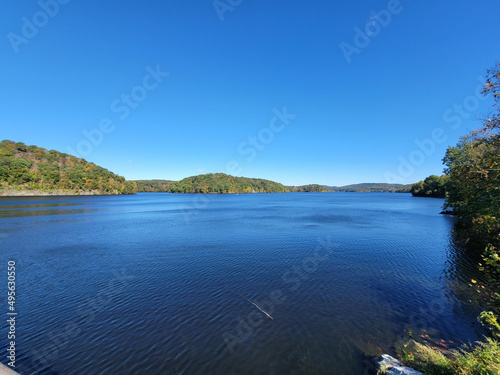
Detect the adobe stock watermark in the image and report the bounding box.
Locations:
[178,194,210,225]
[339,0,410,63]
[7,0,71,54]
[14,268,134,375]
[66,64,169,158]
[226,106,296,176]
[222,236,339,354]
[213,0,243,21]
[178,106,296,225]
[384,76,487,184]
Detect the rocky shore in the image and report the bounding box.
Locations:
[0,363,20,375]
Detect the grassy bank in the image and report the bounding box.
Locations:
[398,338,500,375]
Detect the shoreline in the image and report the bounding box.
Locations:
[0,189,127,197]
[0,189,413,197]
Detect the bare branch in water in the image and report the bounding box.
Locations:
[236,292,274,320]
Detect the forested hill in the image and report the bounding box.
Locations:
[134,179,176,192]
[167,173,290,193]
[0,140,135,195]
[291,184,328,193]
[134,175,330,193]
[326,183,412,193]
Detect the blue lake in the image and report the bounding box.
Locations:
[0,193,485,374]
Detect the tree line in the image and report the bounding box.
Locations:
[413,64,499,323]
[134,179,412,194]
[405,64,500,373]
[410,175,449,198]
[136,173,294,194]
[443,64,499,332]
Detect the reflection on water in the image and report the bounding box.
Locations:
[445,221,489,281]
[439,221,490,344]
[0,202,90,209]
[0,208,96,218]
[0,193,488,375]
[0,198,96,217]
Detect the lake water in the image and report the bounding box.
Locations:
[0,193,486,374]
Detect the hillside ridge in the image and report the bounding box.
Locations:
[0,140,135,195]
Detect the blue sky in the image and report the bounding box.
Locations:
[1,0,499,186]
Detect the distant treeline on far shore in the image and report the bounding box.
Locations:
[0,139,413,195]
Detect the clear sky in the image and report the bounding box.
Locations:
[1,1,499,186]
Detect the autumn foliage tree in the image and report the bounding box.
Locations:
[411,175,449,198]
[0,140,135,195]
[443,63,500,329]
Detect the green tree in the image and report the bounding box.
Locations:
[443,63,500,325]
[15,142,27,152]
[410,175,449,198]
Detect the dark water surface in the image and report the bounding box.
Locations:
[0,193,486,374]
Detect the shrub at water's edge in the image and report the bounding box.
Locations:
[0,140,135,195]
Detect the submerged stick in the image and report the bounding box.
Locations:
[235,292,274,320]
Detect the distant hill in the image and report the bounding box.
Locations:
[290,184,329,193]
[134,179,176,192]
[325,183,412,193]
[167,173,289,194]
[133,176,331,194]
[0,140,135,195]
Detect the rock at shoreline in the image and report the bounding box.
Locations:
[0,363,20,375]
[439,210,455,215]
[373,354,423,375]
